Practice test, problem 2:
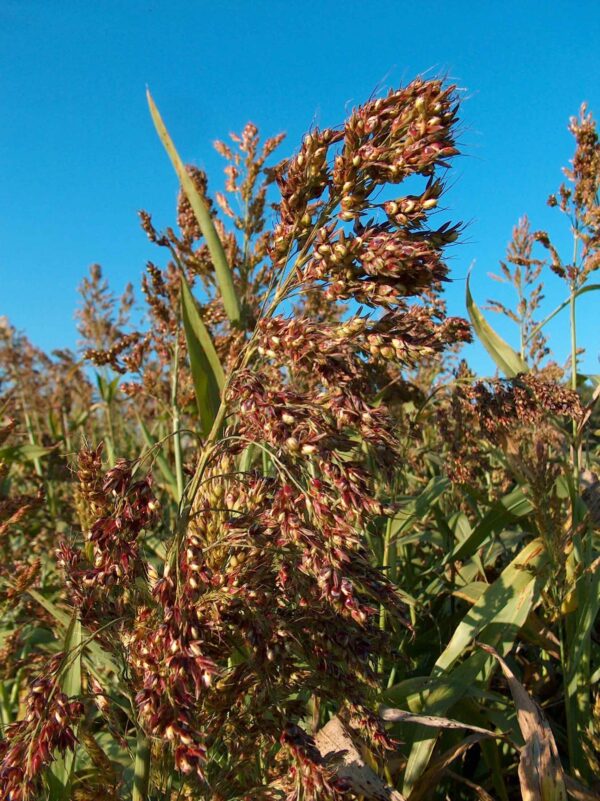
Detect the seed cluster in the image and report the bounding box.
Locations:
[58,451,158,622]
[0,660,84,801]
[1,78,474,799]
[439,367,584,484]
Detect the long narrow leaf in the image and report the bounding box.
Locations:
[28,589,119,676]
[180,274,225,436]
[0,443,55,462]
[435,538,547,673]
[564,563,600,783]
[389,477,450,539]
[466,270,528,377]
[480,644,567,801]
[402,539,548,794]
[137,415,178,497]
[380,707,500,738]
[526,283,600,345]
[446,485,533,564]
[132,730,151,801]
[147,89,241,324]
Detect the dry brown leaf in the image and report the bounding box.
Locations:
[564,775,600,801]
[380,707,501,739]
[479,642,567,801]
[314,716,406,801]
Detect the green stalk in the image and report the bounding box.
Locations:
[564,265,580,777]
[378,521,393,675]
[23,408,42,478]
[171,337,185,504]
[569,279,579,473]
[0,680,13,726]
[104,399,116,467]
[132,729,151,801]
[172,407,184,504]
[562,233,594,783]
[61,406,72,453]
[517,271,525,361]
[569,230,580,472]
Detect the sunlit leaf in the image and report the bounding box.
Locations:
[402,539,548,794]
[446,485,533,563]
[28,589,119,676]
[147,89,241,324]
[0,443,55,462]
[180,274,225,435]
[526,284,600,345]
[466,270,529,377]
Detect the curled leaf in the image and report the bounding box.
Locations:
[479,643,567,801]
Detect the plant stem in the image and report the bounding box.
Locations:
[569,280,579,473]
[563,232,595,783]
[104,401,116,467]
[171,337,185,503]
[569,228,580,475]
[132,729,151,801]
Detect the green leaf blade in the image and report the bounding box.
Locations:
[526,283,600,344]
[147,89,241,324]
[137,416,179,498]
[445,485,533,564]
[180,274,225,436]
[401,538,548,794]
[466,271,529,377]
[28,589,120,676]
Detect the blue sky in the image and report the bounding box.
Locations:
[1,1,599,375]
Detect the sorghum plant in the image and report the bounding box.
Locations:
[480,105,600,784]
[2,77,471,800]
[1,77,598,801]
[130,77,468,799]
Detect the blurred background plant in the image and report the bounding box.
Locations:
[0,78,598,801]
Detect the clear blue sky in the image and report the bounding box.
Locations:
[1,0,599,375]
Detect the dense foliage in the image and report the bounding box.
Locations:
[0,78,598,801]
